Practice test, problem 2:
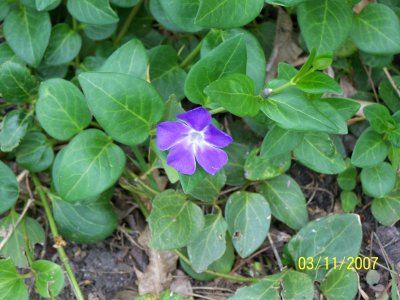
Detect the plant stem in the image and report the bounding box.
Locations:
[31,175,85,300]
[114,0,143,45]
[210,107,226,115]
[270,81,294,95]
[175,249,258,283]
[131,145,159,192]
[179,40,203,68]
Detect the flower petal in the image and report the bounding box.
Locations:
[204,124,233,148]
[167,141,196,175]
[196,144,228,175]
[177,107,211,131]
[156,121,190,151]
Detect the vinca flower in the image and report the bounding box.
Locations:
[156,107,232,175]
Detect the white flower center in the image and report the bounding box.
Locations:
[189,131,204,145]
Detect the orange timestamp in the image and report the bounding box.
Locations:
[297,256,379,271]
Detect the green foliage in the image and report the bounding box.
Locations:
[0,161,19,214]
[351,128,388,167]
[31,260,65,298]
[360,162,396,198]
[0,110,33,152]
[371,188,400,225]
[0,259,28,300]
[320,268,359,300]
[67,0,119,25]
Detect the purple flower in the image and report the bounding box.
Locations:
[156,107,233,175]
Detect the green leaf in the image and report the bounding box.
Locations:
[297,0,353,53]
[205,74,261,117]
[36,0,61,11]
[0,110,33,152]
[225,192,271,258]
[195,0,264,29]
[313,53,333,70]
[337,165,357,191]
[229,273,283,300]
[4,7,51,66]
[296,72,342,94]
[245,150,291,181]
[281,270,315,299]
[0,211,45,267]
[288,214,362,280]
[360,162,396,198]
[364,103,396,133]
[36,78,92,140]
[179,167,208,194]
[16,131,54,172]
[110,0,139,7]
[0,161,19,215]
[79,72,164,145]
[340,191,359,213]
[224,142,248,186]
[260,126,303,158]
[277,63,298,80]
[262,88,343,134]
[313,100,349,134]
[52,191,118,243]
[149,0,182,32]
[148,45,187,101]
[32,260,65,298]
[187,170,226,202]
[100,39,148,79]
[148,190,205,250]
[0,0,11,21]
[184,35,247,105]
[351,128,388,167]
[188,214,227,273]
[52,129,126,202]
[265,0,308,6]
[371,189,400,225]
[388,127,400,147]
[0,61,38,104]
[44,23,82,66]
[320,268,358,300]
[0,259,28,300]
[320,97,361,121]
[379,75,400,112]
[0,43,24,65]
[294,133,347,174]
[351,3,400,54]
[83,23,118,41]
[260,175,308,230]
[67,0,119,25]
[159,0,202,32]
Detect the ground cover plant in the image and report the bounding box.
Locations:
[1,0,400,299]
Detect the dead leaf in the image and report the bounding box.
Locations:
[340,76,358,98]
[135,227,178,296]
[170,270,193,297]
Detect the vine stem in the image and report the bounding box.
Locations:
[31,175,85,300]
[179,40,203,68]
[114,0,144,45]
[210,107,226,115]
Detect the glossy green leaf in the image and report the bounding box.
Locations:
[281,270,315,300]
[260,175,308,230]
[159,0,202,32]
[229,273,283,300]
[351,128,388,167]
[288,214,362,280]
[262,88,343,134]
[296,72,342,94]
[100,39,148,79]
[4,7,51,66]
[371,189,400,226]
[83,23,118,41]
[205,74,261,117]
[188,214,227,273]
[195,0,264,29]
[260,126,303,158]
[179,167,208,194]
[67,0,119,25]
[0,110,33,152]
[245,150,291,181]
[364,103,396,133]
[0,211,45,267]
[297,0,353,53]
[36,0,61,11]
[184,35,247,105]
[188,170,226,202]
[44,23,82,66]
[149,0,182,32]
[148,45,187,101]
[265,0,308,6]
[379,75,400,112]
[0,0,11,21]
[32,260,65,298]
[148,190,205,250]
[52,129,126,202]
[0,161,19,215]
[37,78,91,140]
[0,43,24,65]
[16,131,54,172]
[0,259,28,300]
[0,61,38,104]
[337,165,357,191]
[351,3,400,54]
[320,268,358,300]
[225,192,271,258]
[320,98,361,121]
[312,100,348,134]
[294,133,347,174]
[224,142,249,186]
[360,162,396,198]
[110,0,139,7]
[340,191,358,213]
[52,192,118,243]
[79,72,164,145]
